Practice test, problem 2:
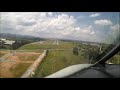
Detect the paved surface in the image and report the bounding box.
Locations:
[53,40,59,45]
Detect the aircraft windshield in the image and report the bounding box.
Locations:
[0,12,120,78]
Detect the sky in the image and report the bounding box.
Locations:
[0,12,119,43]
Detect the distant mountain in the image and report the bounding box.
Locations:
[0,33,110,45]
[0,33,47,41]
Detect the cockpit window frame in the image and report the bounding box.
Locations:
[93,42,120,66]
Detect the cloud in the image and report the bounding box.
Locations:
[90,31,95,35]
[110,24,120,38]
[77,16,85,19]
[94,19,113,26]
[74,25,93,34]
[89,13,100,17]
[63,26,96,42]
[1,12,97,42]
[110,24,119,31]
[18,19,37,26]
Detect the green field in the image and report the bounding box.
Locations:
[34,50,89,78]
[18,41,75,50]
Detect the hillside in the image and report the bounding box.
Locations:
[0,33,46,41]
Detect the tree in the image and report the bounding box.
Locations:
[82,45,100,63]
[11,40,32,50]
[73,47,79,56]
[88,48,100,63]
[12,41,22,50]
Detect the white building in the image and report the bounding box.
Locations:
[0,38,15,45]
[4,40,15,45]
[0,38,6,41]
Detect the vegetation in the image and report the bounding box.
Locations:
[1,38,119,78]
[18,54,40,61]
[0,33,47,50]
[0,52,5,58]
[0,39,33,50]
[0,43,11,49]
[18,41,74,50]
[107,51,120,64]
[71,42,101,63]
[73,47,79,56]
[82,46,100,63]
[10,63,32,78]
[11,40,32,50]
[34,50,88,78]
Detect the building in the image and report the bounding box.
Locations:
[0,38,6,41]
[0,38,15,45]
[4,40,15,45]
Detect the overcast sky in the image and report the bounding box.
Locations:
[0,12,119,43]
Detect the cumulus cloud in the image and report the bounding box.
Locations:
[94,19,113,26]
[110,24,119,31]
[110,24,120,38]
[1,12,97,42]
[73,25,96,41]
[18,19,37,26]
[89,13,100,17]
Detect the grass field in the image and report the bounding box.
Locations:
[18,41,75,50]
[18,54,40,61]
[34,50,89,78]
[10,63,32,78]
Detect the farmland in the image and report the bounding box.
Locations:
[0,51,9,58]
[0,52,6,58]
[0,51,41,78]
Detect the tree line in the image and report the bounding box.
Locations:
[11,40,32,50]
[0,40,32,50]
